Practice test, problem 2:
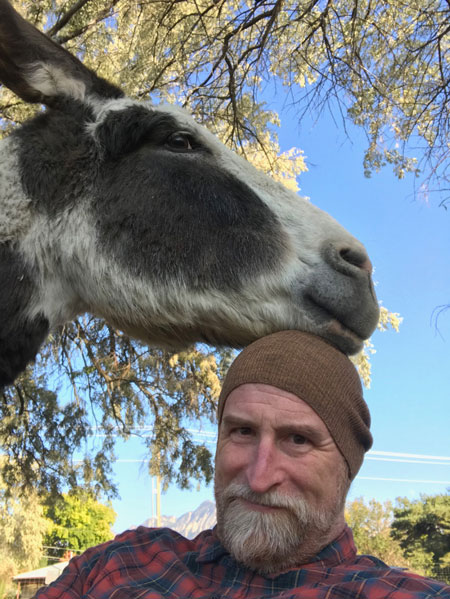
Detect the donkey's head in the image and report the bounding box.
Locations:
[0,0,379,388]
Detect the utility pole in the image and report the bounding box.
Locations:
[156,474,161,527]
[151,476,155,522]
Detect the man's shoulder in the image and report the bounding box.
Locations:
[71,526,214,570]
[344,555,450,595]
[74,528,215,578]
[34,527,219,598]
[110,525,214,550]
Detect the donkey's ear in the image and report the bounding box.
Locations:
[0,0,123,105]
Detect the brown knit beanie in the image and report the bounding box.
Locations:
[218,330,372,480]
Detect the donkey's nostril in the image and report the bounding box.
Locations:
[339,247,373,274]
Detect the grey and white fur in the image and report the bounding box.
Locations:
[0,0,379,389]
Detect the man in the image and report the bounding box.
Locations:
[35,331,449,598]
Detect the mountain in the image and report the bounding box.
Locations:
[141,500,216,539]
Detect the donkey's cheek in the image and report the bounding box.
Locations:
[93,151,287,291]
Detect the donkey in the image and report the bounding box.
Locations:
[0,0,379,389]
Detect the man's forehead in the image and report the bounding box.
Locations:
[223,383,328,428]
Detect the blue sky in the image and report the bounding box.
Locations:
[109,99,450,534]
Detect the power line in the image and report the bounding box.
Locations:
[370,450,450,461]
[358,476,450,484]
[365,457,450,466]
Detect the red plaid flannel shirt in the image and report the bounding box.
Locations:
[34,525,449,598]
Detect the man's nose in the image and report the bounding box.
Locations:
[245,439,283,494]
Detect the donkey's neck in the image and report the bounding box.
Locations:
[0,135,32,243]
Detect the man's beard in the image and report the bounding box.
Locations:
[214,480,347,576]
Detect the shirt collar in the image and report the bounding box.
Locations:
[306,525,357,567]
[196,525,357,569]
[196,527,229,563]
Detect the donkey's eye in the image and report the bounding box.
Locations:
[165,132,195,152]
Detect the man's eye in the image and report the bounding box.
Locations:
[230,427,252,438]
[291,434,307,445]
[165,131,195,151]
[237,427,252,436]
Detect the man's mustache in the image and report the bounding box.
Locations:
[222,482,306,512]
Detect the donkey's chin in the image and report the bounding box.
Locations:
[300,295,374,355]
[320,320,365,356]
[110,311,363,357]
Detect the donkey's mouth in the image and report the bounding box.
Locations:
[303,295,364,355]
[323,319,364,355]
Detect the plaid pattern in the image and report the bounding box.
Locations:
[35,525,450,598]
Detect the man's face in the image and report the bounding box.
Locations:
[214,383,350,575]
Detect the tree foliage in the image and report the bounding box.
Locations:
[391,493,450,575]
[0,465,48,592]
[345,497,409,567]
[43,489,116,556]
[2,0,448,202]
[0,477,115,594]
[0,317,235,497]
[0,0,409,497]
[345,494,450,581]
